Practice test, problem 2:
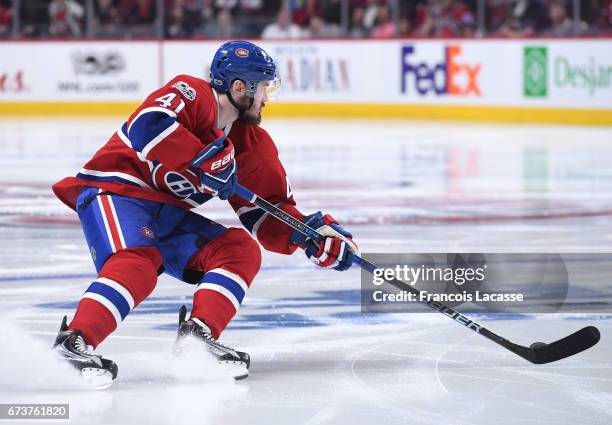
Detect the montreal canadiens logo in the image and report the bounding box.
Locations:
[235,48,249,58]
[164,172,197,198]
[140,227,155,239]
[152,164,199,199]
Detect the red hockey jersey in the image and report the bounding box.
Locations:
[52,75,303,255]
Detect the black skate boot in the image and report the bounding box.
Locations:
[52,316,118,390]
[174,305,250,380]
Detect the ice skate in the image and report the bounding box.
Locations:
[174,305,250,380]
[53,316,118,390]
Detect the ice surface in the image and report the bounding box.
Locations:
[0,118,611,425]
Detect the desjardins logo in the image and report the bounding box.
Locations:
[555,56,612,96]
[524,47,547,97]
[524,46,612,97]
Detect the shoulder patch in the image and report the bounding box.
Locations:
[172,81,196,101]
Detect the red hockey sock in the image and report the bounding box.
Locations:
[68,247,161,348]
[188,228,261,339]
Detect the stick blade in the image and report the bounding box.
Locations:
[525,326,600,364]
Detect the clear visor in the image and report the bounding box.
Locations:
[265,76,282,101]
[251,77,282,102]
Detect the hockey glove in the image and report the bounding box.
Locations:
[194,138,238,200]
[290,212,359,271]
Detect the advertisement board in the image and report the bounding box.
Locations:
[522,41,612,108]
[0,39,610,123]
[163,39,612,109]
[0,42,159,102]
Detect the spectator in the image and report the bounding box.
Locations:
[215,0,237,9]
[584,0,612,32]
[512,0,549,34]
[578,0,600,33]
[177,0,205,37]
[49,0,85,37]
[494,0,549,36]
[166,1,187,38]
[202,7,235,38]
[486,0,512,34]
[201,0,216,21]
[605,0,612,29]
[414,0,441,36]
[497,16,532,36]
[320,0,342,25]
[94,0,122,38]
[303,14,341,37]
[259,0,282,15]
[293,0,320,28]
[234,0,266,37]
[397,16,412,37]
[123,0,156,25]
[216,6,235,37]
[0,2,11,38]
[415,0,476,37]
[454,1,477,36]
[349,6,368,37]
[239,0,262,10]
[370,4,396,38]
[362,0,380,29]
[261,8,302,39]
[546,0,573,35]
[20,0,48,37]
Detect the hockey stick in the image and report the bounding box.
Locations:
[232,183,601,364]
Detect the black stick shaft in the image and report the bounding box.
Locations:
[233,183,600,364]
[235,184,506,344]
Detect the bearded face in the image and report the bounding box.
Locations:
[239,101,263,126]
[230,79,272,126]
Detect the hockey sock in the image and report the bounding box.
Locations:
[188,228,261,338]
[68,247,161,348]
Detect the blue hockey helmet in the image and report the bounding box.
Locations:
[210,41,278,98]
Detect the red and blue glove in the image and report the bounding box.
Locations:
[290,212,359,271]
[193,137,237,200]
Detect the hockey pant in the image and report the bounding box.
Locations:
[68,187,261,347]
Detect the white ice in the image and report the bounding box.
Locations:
[0,117,611,425]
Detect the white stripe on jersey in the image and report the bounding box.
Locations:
[79,168,153,189]
[117,128,154,172]
[128,107,177,133]
[141,122,180,158]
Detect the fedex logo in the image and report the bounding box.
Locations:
[401,45,481,96]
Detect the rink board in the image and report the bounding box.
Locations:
[0,39,611,125]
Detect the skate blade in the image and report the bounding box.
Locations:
[81,368,114,390]
[219,360,249,380]
[174,338,249,379]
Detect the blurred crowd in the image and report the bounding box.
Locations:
[0,0,610,39]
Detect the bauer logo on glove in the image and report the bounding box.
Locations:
[192,137,238,200]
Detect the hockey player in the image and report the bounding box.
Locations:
[51,40,358,388]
